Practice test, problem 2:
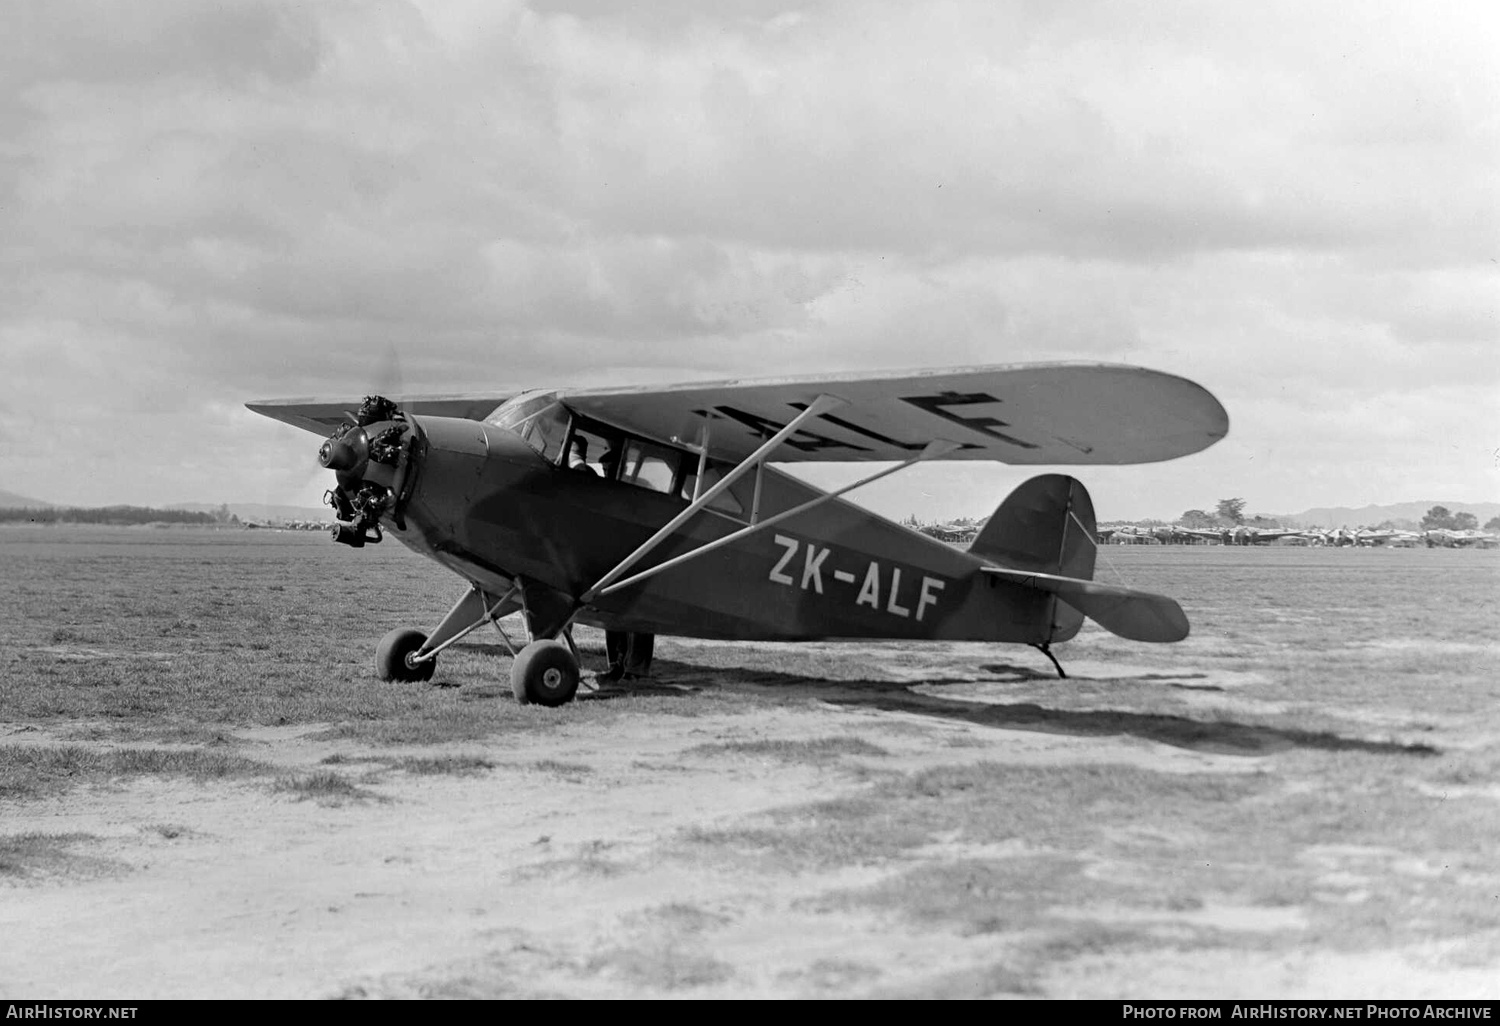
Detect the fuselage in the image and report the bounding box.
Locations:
[390,414,1067,644]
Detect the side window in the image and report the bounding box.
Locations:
[620,440,679,493]
[678,464,746,516]
[568,425,617,478]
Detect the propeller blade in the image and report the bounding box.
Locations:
[373,341,405,400]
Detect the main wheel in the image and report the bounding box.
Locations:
[510,639,580,706]
[375,627,436,683]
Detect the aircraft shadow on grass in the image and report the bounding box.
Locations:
[599,652,1436,758]
[440,642,1437,757]
[822,682,1441,759]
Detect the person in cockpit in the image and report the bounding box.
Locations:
[599,444,622,480]
[568,438,594,474]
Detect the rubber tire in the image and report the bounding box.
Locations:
[510,639,580,707]
[375,627,436,683]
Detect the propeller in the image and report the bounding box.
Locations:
[372,339,406,402]
[296,340,410,506]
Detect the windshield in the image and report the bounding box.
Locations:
[485,391,570,462]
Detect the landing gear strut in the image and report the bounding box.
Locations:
[374,578,583,703]
[1032,642,1067,679]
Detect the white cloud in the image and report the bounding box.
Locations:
[0,0,1495,514]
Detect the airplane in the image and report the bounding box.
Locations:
[1148,525,1217,545]
[1098,524,1183,544]
[1171,525,1298,545]
[1097,525,1154,544]
[1302,526,1423,548]
[1177,526,1232,544]
[1100,524,1212,545]
[248,363,1228,704]
[1423,528,1498,548]
[918,523,982,545]
[1351,528,1420,547]
[1301,527,1358,547]
[1157,526,1206,545]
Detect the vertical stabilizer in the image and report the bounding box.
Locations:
[969,475,1097,643]
[970,474,1096,579]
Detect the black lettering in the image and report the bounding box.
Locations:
[900,391,1041,450]
[707,406,866,454]
[786,403,935,452]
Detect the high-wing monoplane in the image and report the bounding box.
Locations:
[248,363,1228,704]
[1236,527,1305,545]
[1184,526,1308,545]
[1172,526,1232,545]
[1349,528,1419,547]
[1423,528,1498,548]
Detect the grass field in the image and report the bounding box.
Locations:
[1,524,1497,998]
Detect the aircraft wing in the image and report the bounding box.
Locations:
[247,362,1227,466]
[561,362,1227,465]
[245,394,522,436]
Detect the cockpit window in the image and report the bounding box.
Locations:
[486,391,569,462]
[487,402,747,514]
[568,424,618,478]
[619,439,680,494]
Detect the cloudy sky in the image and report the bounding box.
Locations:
[2,0,1496,521]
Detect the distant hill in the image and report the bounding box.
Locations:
[169,502,330,523]
[1281,501,1500,528]
[0,488,52,508]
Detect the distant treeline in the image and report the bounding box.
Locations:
[0,506,224,526]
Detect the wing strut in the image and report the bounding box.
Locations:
[592,438,962,600]
[691,420,711,501]
[580,394,848,603]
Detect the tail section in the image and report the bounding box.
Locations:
[970,474,1096,579]
[972,475,1188,644]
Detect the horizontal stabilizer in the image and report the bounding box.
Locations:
[981,567,1189,643]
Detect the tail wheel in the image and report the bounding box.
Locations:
[511,639,580,706]
[375,627,436,683]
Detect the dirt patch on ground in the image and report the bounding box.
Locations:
[3,689,1489,1000]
